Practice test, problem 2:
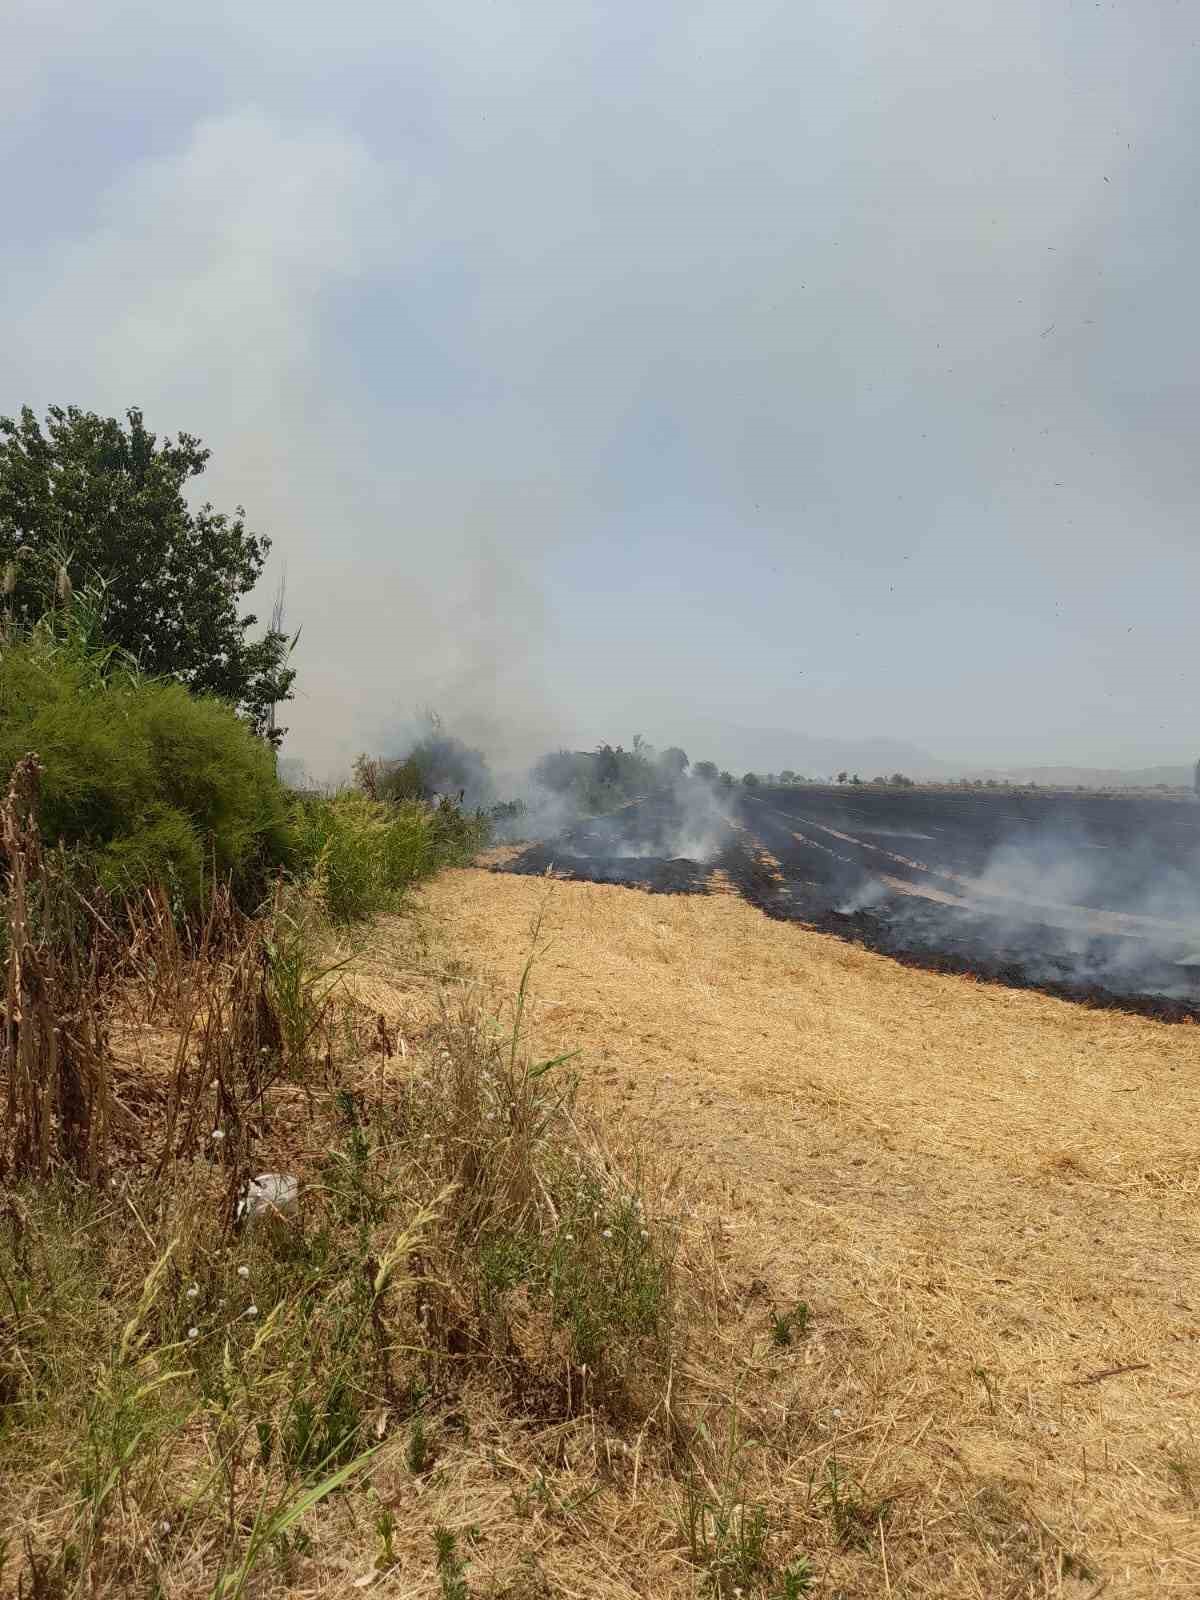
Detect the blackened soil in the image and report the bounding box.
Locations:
[497,785,1200,1024]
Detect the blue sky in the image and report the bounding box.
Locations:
[4,0,1199,776]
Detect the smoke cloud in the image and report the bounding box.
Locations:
[501,779,1200,1008]
[5,1,1200,779]
[845,807,1200,1001]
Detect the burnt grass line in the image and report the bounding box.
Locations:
[493,786,1200,1027]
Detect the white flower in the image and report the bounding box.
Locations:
[186,1284,199,1300]
[602,1229,613,1240]
[237,1265,250,1280]
[187,1327,199,1340]
[160,1520,172,1535]
[640,1231,649,1242]
[564,1233,574,1242]
[211,1129,225,1142]
[831,1407,843,1419]
[245,1304,259,1318]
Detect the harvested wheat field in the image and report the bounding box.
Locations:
[409,866,1200,1597]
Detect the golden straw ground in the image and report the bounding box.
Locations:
[405,867,1200,1597]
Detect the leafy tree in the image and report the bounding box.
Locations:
[692,761,719,782]
[718,770,735,788]
[0,404,295,741]
[658,746,689,777]
[779,769,796,784]
[363,715,494,808]
[836,771,848,784]
[532,749,593,794]
[595,743,621,785]
[742,772,760,788]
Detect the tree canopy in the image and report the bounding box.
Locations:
[530,737,697,813]
[0,405,295,741]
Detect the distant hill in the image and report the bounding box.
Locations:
[668,723,942,781]
[661,723,1196,790]
[960,764,1193,791]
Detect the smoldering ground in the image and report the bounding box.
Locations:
[499,780,1200,1018]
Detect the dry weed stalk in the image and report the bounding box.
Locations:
[0,756,310,1191]
[0,753,113,1182]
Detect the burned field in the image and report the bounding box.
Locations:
[499,783,1200,1020]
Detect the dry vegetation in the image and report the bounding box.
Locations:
[2,797,1197,1598]
[410,867,1200,1598]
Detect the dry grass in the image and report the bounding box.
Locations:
[405,867,1200,1598]
[4,847,1196,1599]
[0,878,692,1600]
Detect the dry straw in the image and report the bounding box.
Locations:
[414,866,1200,1597]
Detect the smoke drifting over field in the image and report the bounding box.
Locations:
[10,1,1200,784]
[541,778,731,864]
[378,716,498,810]
[881,812,1200,999]
[499,780,1200,1020]
[366,713,1200,1013]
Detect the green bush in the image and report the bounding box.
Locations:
[0,635,292,910]
[288,790,487,924]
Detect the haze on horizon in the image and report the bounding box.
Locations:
[4,1,1198,781]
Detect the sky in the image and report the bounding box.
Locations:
[4,0,1199,778]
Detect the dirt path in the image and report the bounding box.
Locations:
[417,867,1200,1597]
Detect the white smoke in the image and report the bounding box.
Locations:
[881,811,1200,998]
[496,772,733,863]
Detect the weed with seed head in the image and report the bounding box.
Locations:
[683,1483,771,1596]
[682,1404,786,1596]
[543,1178,673,1395]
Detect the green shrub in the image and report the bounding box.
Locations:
[288,790,486,924]
[0,635,291,910]
[95,804,205,909]
[0,622,485,925]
